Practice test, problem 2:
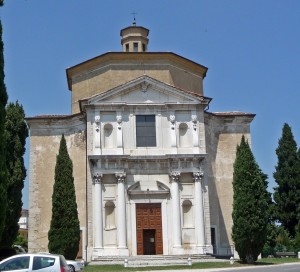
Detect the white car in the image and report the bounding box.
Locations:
[0,253,69,272]
[66,259,84,272]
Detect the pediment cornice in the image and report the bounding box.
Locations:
[79,75,211,112]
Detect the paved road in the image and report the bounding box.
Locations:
[139,263,300,272]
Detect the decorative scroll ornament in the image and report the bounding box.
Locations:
[115,172,126,183]
[169,171,181,182]
[191,115,197,131]
[95,115,100,132]
[95,115,100,123]
[193,171,204,182]
[116,115,122,130]
[93,173,103,184]
[170,115,176,130]
[141,82,150,93]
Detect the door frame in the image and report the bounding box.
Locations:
[129,199,168,255]
[136,203,163,255]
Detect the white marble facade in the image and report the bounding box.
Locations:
[84,76,212,259]
[26,24,255,261]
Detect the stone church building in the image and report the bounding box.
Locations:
[26,23,255,261]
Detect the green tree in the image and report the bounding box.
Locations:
[0,102,28,248]
[0,5,9,241]
[293,222,300,252]
[232,136,270,264]
[275,226,291,251]
[48,134,80,260]
[273,123,300,237]
[14,233,28,252]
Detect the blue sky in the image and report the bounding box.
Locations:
[1,1,300,209]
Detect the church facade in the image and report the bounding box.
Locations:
[26,24,255,261]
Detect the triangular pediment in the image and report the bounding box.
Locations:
[80,76,209,108]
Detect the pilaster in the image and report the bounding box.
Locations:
[116,113,123,148]
[94,113,101,155]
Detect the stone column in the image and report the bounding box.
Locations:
[170,171,181,247]
[93,173,103,248]
[193,172,205,247]
[116,173,127,249]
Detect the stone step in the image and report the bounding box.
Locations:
[90,254,218,267]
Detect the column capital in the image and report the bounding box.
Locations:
[193,171,204,182]
[115,172,126,183]
[169,171,181,182]
[93,173,103,184]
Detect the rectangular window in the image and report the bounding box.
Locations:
[133,42,138,52]
[125,43,129,52]
[136,115,156,147]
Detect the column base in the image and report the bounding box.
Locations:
[171,245,213,255]
[92,247,129,259]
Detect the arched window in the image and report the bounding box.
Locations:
[179,123,189,147]
[104,123,113,148]
[182,200,193,227]
[105,201,115,229]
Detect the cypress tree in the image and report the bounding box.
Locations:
[273,123,300,237]
[0,102,28,248]
[0,4,9,241]
[232,136,270,263]
[48,134,80,260]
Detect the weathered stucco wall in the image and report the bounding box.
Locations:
[204,112,254,254]
[27,115,86,253]
[69,56,205,113]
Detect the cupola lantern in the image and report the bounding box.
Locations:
[120,22,149,52]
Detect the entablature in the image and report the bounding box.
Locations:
[89,154,206,175]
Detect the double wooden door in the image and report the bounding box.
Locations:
[136,203,163,255]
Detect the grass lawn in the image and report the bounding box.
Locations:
[83,257,300,271]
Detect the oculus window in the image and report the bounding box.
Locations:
[136,115,156,147]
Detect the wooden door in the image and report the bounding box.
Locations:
[136,203,163,255]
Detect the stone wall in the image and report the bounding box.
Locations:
[204,112,255,254]
[67,54,205,113]
[27,115,86,253]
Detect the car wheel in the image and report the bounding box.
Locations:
[68,264,75,272]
